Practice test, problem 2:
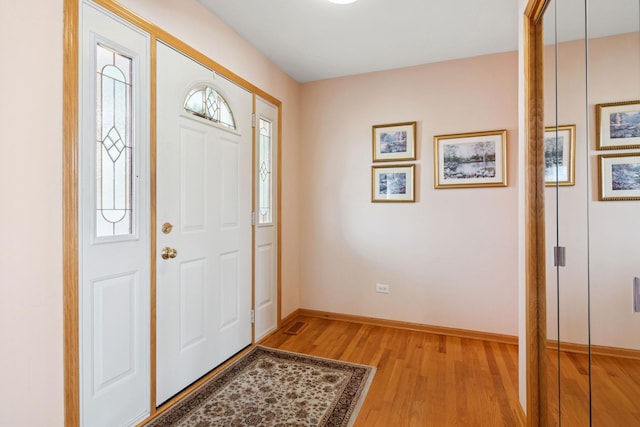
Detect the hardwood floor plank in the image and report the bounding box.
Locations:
[546,349,640,426]
[261,316,521,426]
[262,316,640,425]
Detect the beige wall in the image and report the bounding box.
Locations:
[516,0,529,411]
[544,33,640,350]
[0,0,64,425]
[298,52,520,335]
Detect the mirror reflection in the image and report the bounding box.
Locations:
[544,0,640,424]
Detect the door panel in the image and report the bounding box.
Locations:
[254,97,279,340]
[221,138,240,225]
[92,273,136,391]
[79,2,151,426]
[180,128,206,229]
[179,260,206,350]
[156,42,252,405]
[220,252,240,328]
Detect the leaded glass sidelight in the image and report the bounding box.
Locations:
[96,44,134,237]
[184,85,236,129]
[258,118,273,225]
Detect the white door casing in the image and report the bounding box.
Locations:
[155,42,253,405]
[254,97,279,341]
[79,2,150,426]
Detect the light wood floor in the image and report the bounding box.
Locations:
[260,316,522,426]
[546,349,640,426]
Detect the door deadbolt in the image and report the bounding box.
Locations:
[162,222,173,234]
[161,247,178,260]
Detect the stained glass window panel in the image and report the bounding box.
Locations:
[217,94,235,129]
[185,89,205,116]
[205,87,219,120]
[183,85,236,129]
[258,118,272,225]
[96,44,134,237]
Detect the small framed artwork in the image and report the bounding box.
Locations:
[544,125,576,186]
[596,100,640,150]
[598,153,640,201]
[372,121,416,162]
[371,164,415,202]
[433,129,507,188]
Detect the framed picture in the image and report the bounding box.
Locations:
[371,164,415,202]
[433,129,507,188]
[598,153,640,201]
[544,125,576,186]
[596,100,640,150]
[372,121,416,162]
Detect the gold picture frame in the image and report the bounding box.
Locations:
[371,164,415,202]
[596,100,640,150]
[433,129,507,189]
[598,153,640,201]
[372,121,417,162]
[544,125,576,186]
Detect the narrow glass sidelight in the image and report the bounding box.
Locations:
[95,44,134,237]
[258,118,272,225]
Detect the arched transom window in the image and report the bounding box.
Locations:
[184,84,236,129]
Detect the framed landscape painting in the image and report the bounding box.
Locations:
[544,125,576,186]
[596,100,640,150]
[372,121,416,162]
[433,129,507,188]
[598,153,640,201]
[371,164,415,202]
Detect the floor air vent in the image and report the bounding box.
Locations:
[284,321,308,335]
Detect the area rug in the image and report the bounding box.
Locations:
[146,346,376,426]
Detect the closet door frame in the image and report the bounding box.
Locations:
[523,0,550,426]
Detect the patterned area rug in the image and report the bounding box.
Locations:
[146,346,375,426]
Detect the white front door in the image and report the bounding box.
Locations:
[155,42,253,405]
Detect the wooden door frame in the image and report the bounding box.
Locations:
[523,0,549,426]
[63,0,283,424]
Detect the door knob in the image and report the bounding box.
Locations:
[161,247,178,260]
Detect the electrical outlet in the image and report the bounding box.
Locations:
[376,283,390,294]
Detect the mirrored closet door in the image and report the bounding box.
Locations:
[543,0,640,424]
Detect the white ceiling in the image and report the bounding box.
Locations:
[197,0,519,83]
[197,0,639,83]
